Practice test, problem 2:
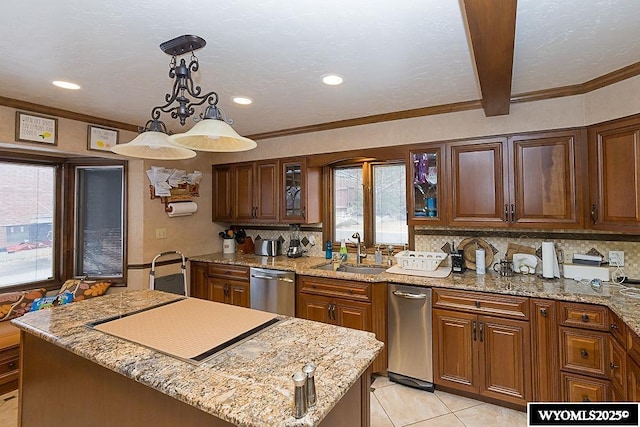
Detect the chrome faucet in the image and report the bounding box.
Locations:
[351,232,367,264]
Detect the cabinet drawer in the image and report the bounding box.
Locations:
[433,289,529,320]
[559,302,609,331]
[561,372,609,402]
[207,264,249,281]
[298,276,371,302]
[560,327,607,377]
[0,345,19,384]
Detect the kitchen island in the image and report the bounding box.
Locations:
[12,290,383,427]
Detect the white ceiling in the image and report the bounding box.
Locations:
[0,0,638,138]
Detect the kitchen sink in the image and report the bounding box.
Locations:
[313,263,387,275]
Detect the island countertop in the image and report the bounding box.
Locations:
[190,252,640,337]
[12,290,383,427]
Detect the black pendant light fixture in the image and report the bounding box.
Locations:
[113,35,256,160]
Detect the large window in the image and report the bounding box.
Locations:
[0,162,55,288]
[0,155,126,291]
[331,161,407,247]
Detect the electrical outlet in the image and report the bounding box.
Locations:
[155,228,167,239]
[609,250,625,266]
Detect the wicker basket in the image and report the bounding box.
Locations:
[394,250,448,272]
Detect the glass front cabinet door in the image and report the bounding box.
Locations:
[283,161,303,220]
[407,146,444,224]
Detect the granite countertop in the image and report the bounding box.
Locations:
[191,253,640,336]
[12,290,383,427]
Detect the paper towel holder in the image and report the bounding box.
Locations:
[149,183,199,212]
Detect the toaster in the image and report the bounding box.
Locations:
[254,239,282,256]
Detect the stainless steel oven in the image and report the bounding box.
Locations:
[249,267,295,316]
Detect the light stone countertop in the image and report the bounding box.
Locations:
[12,289,383,427]
[191,253,640,337]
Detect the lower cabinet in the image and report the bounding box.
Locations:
[189,261,250,308]
[530,298,560,401]
[433,308,531,406]
[627,355,640,401]
[0,344,19,395]
[561,372,610,402]
[296,275,387,373]
[432,289,531,407]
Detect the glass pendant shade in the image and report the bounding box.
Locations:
[168,119,257,152]
[111,131,196,160]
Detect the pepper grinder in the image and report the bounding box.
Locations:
[302,363,317,407]
[292,371,307,418]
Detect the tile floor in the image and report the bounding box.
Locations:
[0,378,528,426]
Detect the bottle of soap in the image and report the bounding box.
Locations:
[340,239,348,262]
[325,240,333,259]
[374,245,383,264]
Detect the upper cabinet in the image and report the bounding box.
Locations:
[447,130,585,228]
[280,158,322,224]
[212,161,279,223]
[407,145,446,225]
[588,116,640,232]
[448,138,509,227]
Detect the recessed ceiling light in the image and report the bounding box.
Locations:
[232,96,253,105]
[52,80,81,90]
[322,74,343,86]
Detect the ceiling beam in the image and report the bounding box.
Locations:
[462,0,517,116]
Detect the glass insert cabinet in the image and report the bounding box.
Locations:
[408,147,444,224]
[283,162,303,219]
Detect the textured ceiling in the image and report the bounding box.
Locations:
[0,0,638,138]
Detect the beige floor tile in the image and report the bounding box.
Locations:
[374,384,449,426]
[0,390,18,427]
[454,402,527,427]
[370,392,395,427]
[411,413,466,427]
[434,390,483,412]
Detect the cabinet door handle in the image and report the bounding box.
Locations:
[475,301,481,308]
[580,349,589,359]
[610,324,618,330]
[591,204,598,224]
[610,362,619,369]
[581,314,590,323]
[479,322,484,342]
[331,304,336,320]
[583,397,591,402]
[510,204,515,223]
[472,321,477,341]
[8,361,16,370]
[504,204,509,222]
[302,208,306,220]
[540,308,548,317]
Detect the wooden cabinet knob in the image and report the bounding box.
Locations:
[8,361,16,370]
[475,301,481,308]
[580,349,589,359]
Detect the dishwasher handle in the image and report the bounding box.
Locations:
[392,290,428,299]
[250,274,294,283]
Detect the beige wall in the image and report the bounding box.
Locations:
[0,74,638,290]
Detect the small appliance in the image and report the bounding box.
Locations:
[254,239,282,256]
[287,225,304,258]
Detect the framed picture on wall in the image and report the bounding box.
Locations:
[15,111,58,145]
[87,125,119,152]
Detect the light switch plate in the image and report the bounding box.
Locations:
[155,228,167,239]
[609,250,625,267]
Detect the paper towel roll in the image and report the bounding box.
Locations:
[167,201,198,217]
[542,241,556,278]
[475,249,485,274]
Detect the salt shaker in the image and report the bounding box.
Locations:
[292,371,307,418]
[302,363,317,407]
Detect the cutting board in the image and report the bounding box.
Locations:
[93,298,278,362]
[386,264,452,278]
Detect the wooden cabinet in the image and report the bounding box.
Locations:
[627,355,640,402]
[432,289,531,407]
[407,146,446,225]
[296,275,386,372]
[447,130,584,228]
[281,158,322,224]
[212,166,233,222]
[588,115,640,231]
[448,138,508,227]
[189,261,250,308]
[0,345,19,395]
[562,372,610,402]
[530,298,559,402]
[212,161,278,223]
[234,161,279,223]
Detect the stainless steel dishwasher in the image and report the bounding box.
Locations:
[388,283,434,391]
[249,267,295,316]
